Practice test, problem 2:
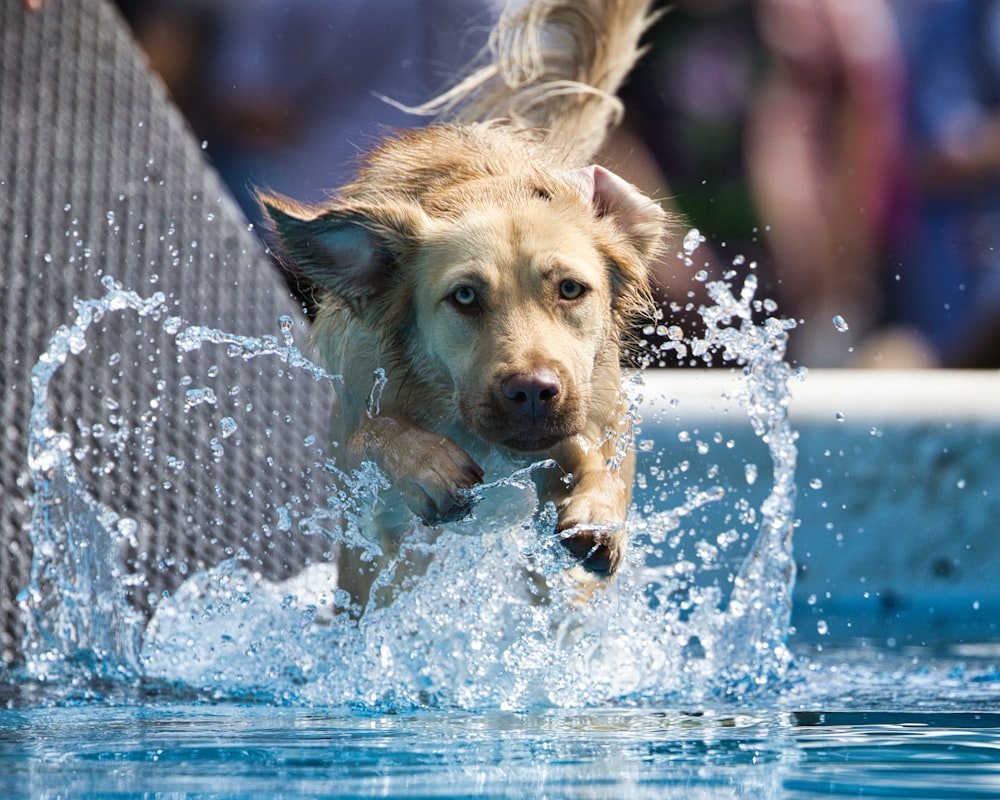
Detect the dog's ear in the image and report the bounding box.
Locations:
[561,165,664,334]
[562,165,665,261]
[257,192,423,304]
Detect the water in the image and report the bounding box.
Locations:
[2,694,1000,798]
[3,250,999,797]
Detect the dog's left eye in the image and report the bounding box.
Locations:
[451,285,478,308]
[559,279,586,300]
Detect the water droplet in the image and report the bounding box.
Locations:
[816,620,829,636]
[682,228,704,257]
[832,315,850,333]
[183,387,218,410]
[809,478,823,490]
[219,417,238,438]
[695,540,719,564]
[116,518,138,541]
[278,315,295,346]
[276,505,293,532]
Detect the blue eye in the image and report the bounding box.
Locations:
[559,279,585,300]
[452,285,477,307]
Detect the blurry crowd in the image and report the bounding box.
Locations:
[117,0,1000,369]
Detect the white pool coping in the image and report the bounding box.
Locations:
[641,369,1000,424]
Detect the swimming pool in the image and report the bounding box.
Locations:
[3,652,1000,799]
[4,2,998,793]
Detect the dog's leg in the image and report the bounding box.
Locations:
[535,397,635,579]
[333,414,483,614]
[545,450,632,579]
[351,414,484,526]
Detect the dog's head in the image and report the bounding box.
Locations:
[260,159,664,453]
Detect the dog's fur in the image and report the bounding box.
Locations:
[259,0,667,611]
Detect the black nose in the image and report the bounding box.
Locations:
[501,370,561,418]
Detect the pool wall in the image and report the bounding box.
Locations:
[638,369,1000,647]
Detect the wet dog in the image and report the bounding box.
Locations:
[259,0,667,612]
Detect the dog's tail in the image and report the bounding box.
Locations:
[401,0,660,164]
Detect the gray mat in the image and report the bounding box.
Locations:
[0,0,333,665]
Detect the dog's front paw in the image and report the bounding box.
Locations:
[558,519,626,578]
[396,435,484,525]
[555,474,628,578]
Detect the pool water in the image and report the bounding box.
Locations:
[5,264,1000,798]
[3,651,1000,800]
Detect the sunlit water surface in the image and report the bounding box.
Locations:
[4,239,999,797]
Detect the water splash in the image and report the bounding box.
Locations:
[19,278,164,684]
[18,276,340,687]
[18,236,800,709]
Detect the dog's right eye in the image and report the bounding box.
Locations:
[450,285,479,310]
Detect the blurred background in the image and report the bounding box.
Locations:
[115,0,1000,370]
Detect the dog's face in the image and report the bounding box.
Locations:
[409,191,614,451]
[261,161,663,454]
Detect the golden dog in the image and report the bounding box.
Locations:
[259,0,667,612]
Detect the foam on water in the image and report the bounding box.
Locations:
[17,239,801,710]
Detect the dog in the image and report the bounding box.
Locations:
[259,0,668,613]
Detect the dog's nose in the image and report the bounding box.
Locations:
[502,370,561,418]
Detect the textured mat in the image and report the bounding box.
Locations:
[0,0,333,665]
